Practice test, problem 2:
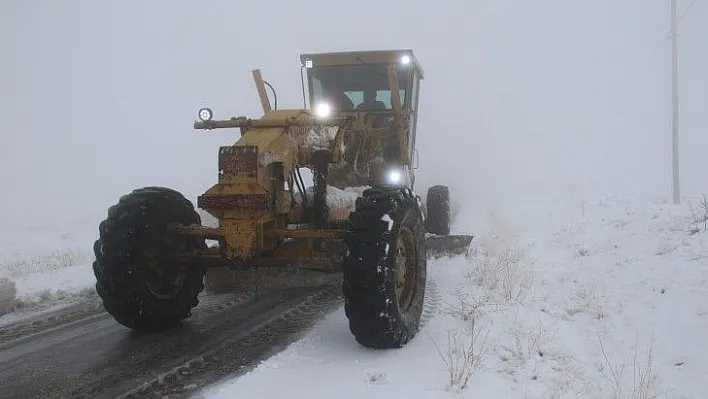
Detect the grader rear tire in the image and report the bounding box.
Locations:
[425,185,450,236]
[92,187,206,332]
[342,186,427,349]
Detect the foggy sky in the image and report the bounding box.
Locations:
[1,0,706,229]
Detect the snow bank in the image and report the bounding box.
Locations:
[202,193,708,398]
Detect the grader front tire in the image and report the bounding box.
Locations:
[92,187,206,332]
[342,187,427,349]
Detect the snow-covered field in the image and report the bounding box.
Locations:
[0,222,97,320]
[200,193,708,398]
[1,192,707,398]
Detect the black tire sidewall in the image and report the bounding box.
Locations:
[93,187,206,331]
[342,187,427,348]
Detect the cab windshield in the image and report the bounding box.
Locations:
[307,64,408,113]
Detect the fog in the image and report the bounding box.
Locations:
[2,0,706,230]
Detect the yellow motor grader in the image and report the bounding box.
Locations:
[92,49,472,349]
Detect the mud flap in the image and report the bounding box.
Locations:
[425,234,474,258]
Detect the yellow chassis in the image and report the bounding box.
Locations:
[167,223,348,272]
[179,55,415,272]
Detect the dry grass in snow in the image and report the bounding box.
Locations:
[433,328,488,392]
[0,249,88,277]
[687,193,708,235]
[466,242,534,305]
[597,335,662,399]
[435,291,492,392]
[0,277,17,316]
[0,246,95,317]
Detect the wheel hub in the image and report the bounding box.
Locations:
[143,235,186,300]
[394,226,417,312]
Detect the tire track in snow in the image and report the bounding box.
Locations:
[119,285,343,399]
[0,291,257,347]
[0,285,335,398]
[0,298,104,346]
[420,277,442,328]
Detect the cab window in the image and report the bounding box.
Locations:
[307,64,409,112]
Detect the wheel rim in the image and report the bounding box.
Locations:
[143,234,186,300]
[394,225,417,313]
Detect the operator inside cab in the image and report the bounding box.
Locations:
[355,88,386,112]
[354,87,389,129]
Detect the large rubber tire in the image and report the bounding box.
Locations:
[92,187,206,332]
[342,186,427,349]
[425,185,450,236]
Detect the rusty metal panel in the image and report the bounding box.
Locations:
[197,194,270,210]
[219,145,258,182]
[221,220,259,261]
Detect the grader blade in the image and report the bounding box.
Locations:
[425,234,474,258]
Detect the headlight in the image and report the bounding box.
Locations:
[315,102,331,118]
[198,107,213,122]
[386,169,403,185]
[400,55,411,65]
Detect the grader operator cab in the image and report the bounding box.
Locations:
[91,49,473,349]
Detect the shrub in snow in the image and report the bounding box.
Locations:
[597,336,661,398]
[466,239,533,305]
[0,276,17,316]
[433,327,489,392]
[1,249,87,277]
[688,193,708,234]
[435,291,492,392]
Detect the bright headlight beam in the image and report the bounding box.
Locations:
[387,169,402,184]
[198,108,213,122]
[315,103,331,118]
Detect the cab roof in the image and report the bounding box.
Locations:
[299,49,424,79]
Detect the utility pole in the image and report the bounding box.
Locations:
[671,0,681,204]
